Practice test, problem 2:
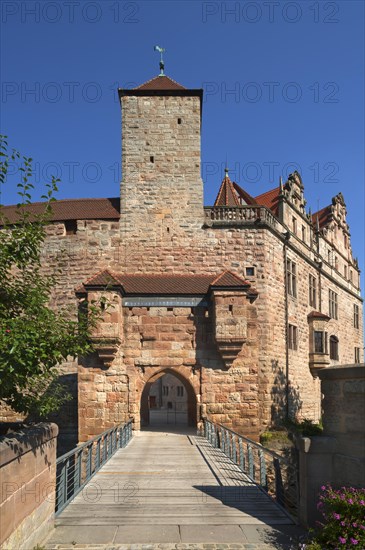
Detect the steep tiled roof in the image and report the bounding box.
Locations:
[211,271,250,288]
[214,174,257,207]
[135,75,186,91]
[214,174,240,207]
[255,186,280,215]
[312,205,332,229]
[1,198,120,224]
[77,270,253,296]
[232,182,257,206]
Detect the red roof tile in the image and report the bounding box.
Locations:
[312,205,332,230]
[307,311,331,320]
[1,198,120,224]
[214,174,257,207]
[214,174,240,207]
[211,271,250,288]
[78,270,253,296]
[255,186,280,215]
[135,75,186,91]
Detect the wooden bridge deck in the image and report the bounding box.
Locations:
[46,429,300,547]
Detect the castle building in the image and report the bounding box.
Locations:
[2,73,363,443]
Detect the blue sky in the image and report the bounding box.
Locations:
[1,0,364,285]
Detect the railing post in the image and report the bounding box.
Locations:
[87,445,92,479]
[259,449,267,489]
[95,440,101,471]
[232,435,237,464]
[274,457,285,506]
[239,437,245,472]
[247,444,254,479]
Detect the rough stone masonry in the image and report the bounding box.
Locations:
[1,73,363,444]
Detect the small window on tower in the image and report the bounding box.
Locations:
[150,156,154,163]
[245,267,255,277]
[177,118,182,124]
[65,220,77,235]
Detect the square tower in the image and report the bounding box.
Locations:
[119,75,204,243]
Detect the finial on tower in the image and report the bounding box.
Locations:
[154,45,166,76]
[224,166,229,178]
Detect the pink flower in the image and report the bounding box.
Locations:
[360,500,365,505]
[321,485,326,491]
[339,537,347,544]
[333,513,341,520]
[348,498,354,504]
[350,539,358,545]
[340,521,346,527]
[352,523,358,528]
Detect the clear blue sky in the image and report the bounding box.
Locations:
[1,1,364,286]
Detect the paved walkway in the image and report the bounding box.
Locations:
[46,429,306,549]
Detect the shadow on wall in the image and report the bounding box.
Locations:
[26,373,79,457]
[271,360,303,424]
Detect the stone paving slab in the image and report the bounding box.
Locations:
[46,430,305,549]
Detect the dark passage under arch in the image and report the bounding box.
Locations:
[140,369,197,428]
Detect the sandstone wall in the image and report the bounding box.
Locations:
[0,423,58,549]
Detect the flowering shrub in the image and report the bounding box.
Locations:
[308,484,365,548]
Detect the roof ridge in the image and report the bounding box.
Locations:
[255,185,280,201]
[135,74,186,90]
[1,197,119,208]
[210,270,248,286]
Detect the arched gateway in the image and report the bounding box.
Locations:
[140,369,197,428]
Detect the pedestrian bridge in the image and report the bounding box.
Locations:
[46,422,303,548]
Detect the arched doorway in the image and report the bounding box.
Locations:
[140,369,197,428]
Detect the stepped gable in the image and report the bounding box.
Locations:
[1,197,120,224]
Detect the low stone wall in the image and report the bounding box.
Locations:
[298,364,365,526]
[0,422,58,549]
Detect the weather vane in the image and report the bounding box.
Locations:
[154,45,165,76]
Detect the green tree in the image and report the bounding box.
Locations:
[0,136,96,417]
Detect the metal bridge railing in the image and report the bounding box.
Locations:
[55,419,133,516]
[203,419,298,519]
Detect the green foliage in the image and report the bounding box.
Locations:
[284,417,323,437]
[0,136,99,417]
[308,484,365,548]
[260,429,291,446]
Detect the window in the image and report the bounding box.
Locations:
[344,265,347,279]
[354,304,359,329]
[292,217,297,234]
[245,267,255,277]
[329,290,338,319]
[314,331,328,354]
[302,225,306,242]
[162,385,169,396]
[177,386,184,397]
[329,336,339,360]
[288,324,298,350]
[355,347,360,364]
[286,259,297,298]
[65,220,77,235]
[309,274,317,308]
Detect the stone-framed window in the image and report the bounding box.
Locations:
[354,304,359,329]
[329,290,338,319]
[286,259,297,298]
[314,330,328,354]
[245,267,255,277]
[355,347,360,363]
[309,274,317,308]
[288,324,298,350]
[177,386,184,397]
[163,385,169,396]
[329,335,339,360]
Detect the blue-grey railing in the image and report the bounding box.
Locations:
[203,419,298,518]
[55,419,133,516]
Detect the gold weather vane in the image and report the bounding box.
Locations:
[154,45,165,76]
